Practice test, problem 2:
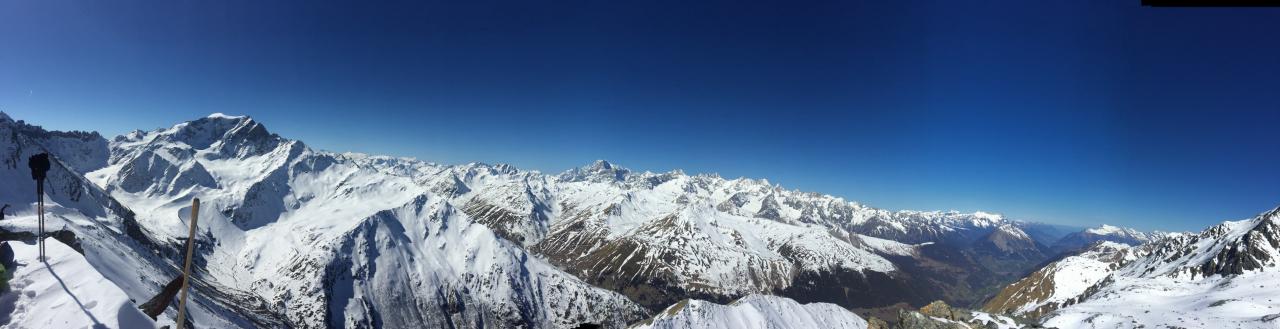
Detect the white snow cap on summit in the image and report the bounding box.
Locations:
[973,211,1004,221]
[206,112,247,120]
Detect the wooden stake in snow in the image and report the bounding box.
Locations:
[176,198,200,329]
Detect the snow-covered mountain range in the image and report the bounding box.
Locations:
[986,206,1280,328]
[6,112,1251,329]
[1047,224,1156,255]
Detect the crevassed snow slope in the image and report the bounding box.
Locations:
[0,239,155,329]
[632,294,868,329]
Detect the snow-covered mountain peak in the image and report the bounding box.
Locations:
[558,159,633,182]
[973,211,1005,221]
[1083,224,1146,238]
[115,114,295,163]
[0,110,12,122]
[206,112,247,120]
[993,222,1031,240]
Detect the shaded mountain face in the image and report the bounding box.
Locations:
[971,224,1047,262]
[988,207,1280,327]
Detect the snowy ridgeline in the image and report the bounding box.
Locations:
[1040,208,1280,328]
[0,239,156,329]
[632,295,868,329]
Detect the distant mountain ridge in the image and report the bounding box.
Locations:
[1048,224,1155,255]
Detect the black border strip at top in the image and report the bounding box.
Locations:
[1143,0,1280,6]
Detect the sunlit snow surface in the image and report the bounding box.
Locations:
[1008,242,1133,315]
[633,295,868,329]
[1043,210,1280,328]
[0,239,155,329]
[969,311,1020,329]
[1043,271,1280,328]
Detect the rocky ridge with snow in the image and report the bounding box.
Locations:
[981,241,1134,318]
[1048,224,1154,255]
[988,206,1280,328]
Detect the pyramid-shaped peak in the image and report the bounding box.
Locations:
[590,159,616,170]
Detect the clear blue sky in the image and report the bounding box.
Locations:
[2,0,1278,231]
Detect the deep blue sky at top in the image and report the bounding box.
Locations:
[1,0,1278,231]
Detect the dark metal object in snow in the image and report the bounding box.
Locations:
[28,153,50,261]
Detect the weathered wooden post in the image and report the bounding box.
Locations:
[176,198,200,329]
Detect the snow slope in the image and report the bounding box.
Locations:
[1037,206,1280,328]
[632,294,868,329]
[0,238,155,329]
[982,242,1134,318]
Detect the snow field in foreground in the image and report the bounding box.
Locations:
[0,238,155,329]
